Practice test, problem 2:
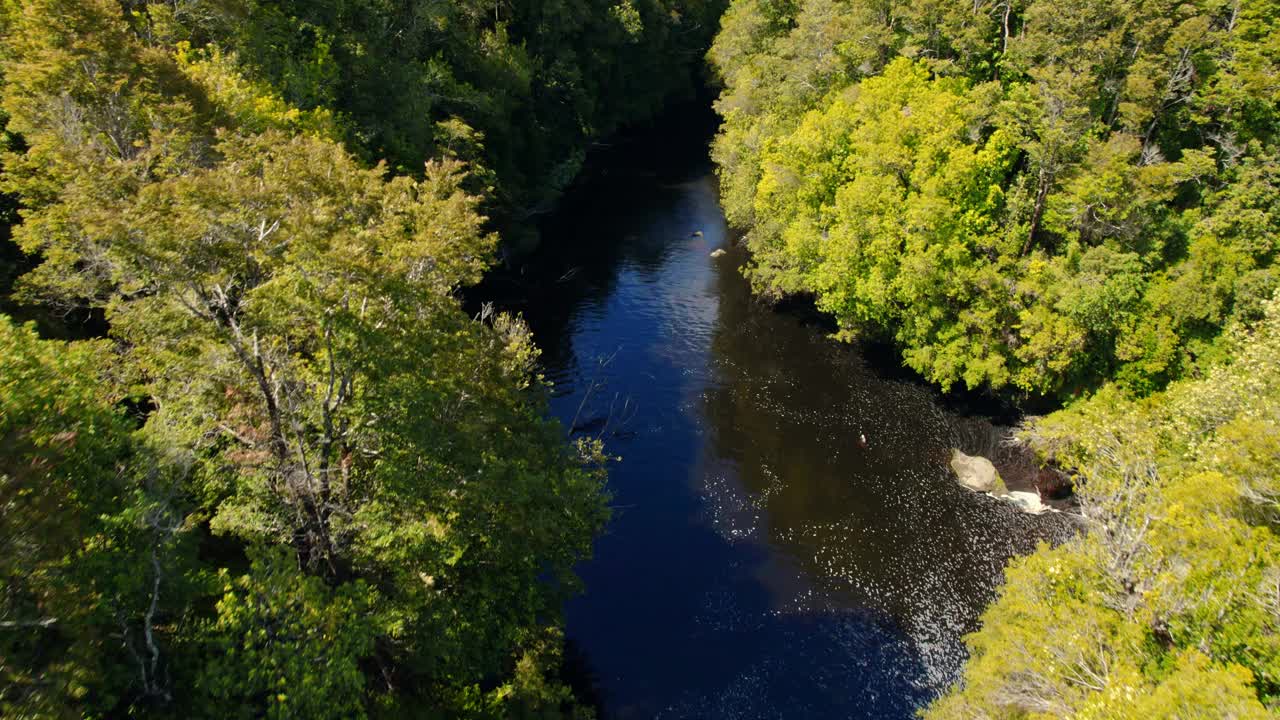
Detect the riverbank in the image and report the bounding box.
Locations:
[473,121,1076,717]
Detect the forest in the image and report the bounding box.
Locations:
[708,0,1279,715]
[1,0,1278,717]
[0,0,717,716]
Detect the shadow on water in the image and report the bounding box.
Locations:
[476,122,1074,718]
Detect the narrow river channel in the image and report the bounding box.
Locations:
[486,124,1072,719]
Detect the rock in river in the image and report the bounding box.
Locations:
[1004,490,1050,515]
[950,448,1005,494]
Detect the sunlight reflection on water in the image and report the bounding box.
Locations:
[500,161,1072,719]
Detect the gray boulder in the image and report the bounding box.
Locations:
[950,449,1004,493]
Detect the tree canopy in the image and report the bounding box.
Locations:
[709,0,1280,397]
[0,0,680,715]
[928,296,1280,718]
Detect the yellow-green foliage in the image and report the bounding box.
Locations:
[709,0,1280,396]
[0,318,134,716]
[751,59,1021,389]
[198,549,377,720]
[174,43,341,139]
[926,298,1280,718]
[0,1,613,716]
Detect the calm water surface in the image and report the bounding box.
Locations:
[493,143,1069,719]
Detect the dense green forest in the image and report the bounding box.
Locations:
[4,0,1279,715]
[0,0,717,716]
[930,297,1280,718]
[709,0,1279,397]
[707,0,1280,715]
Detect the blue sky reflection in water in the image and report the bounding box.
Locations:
[501,149,1072,719]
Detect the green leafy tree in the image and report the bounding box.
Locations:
[710,0,1280,397]
[748,58,1022,390]
[0,317,206,717]
[928,298,1280,717]
[1,1,611,715]
[197,549,377,719]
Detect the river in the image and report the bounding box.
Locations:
[484,123,1071,719]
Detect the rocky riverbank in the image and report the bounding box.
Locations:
[946,417,1078,516]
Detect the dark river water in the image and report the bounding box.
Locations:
[487,130,1071,719]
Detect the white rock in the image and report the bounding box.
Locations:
[710,248,727,258]
[1005,490,1049,515]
